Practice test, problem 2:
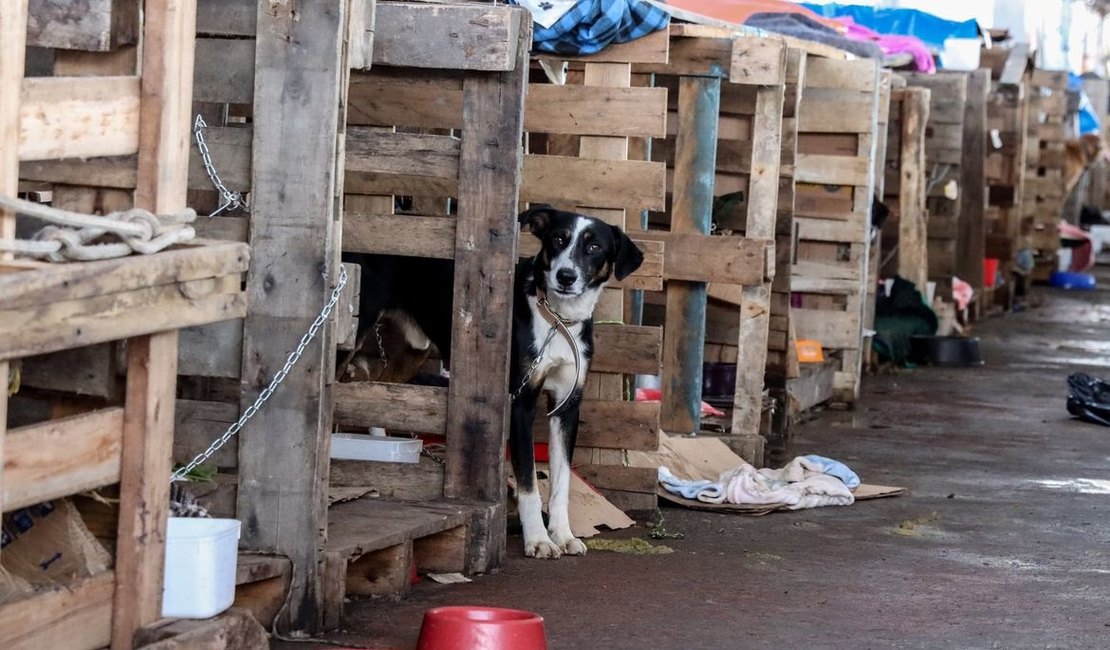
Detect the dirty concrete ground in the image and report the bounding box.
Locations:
[277,267,1110,649]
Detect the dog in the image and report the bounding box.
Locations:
[342,205,644,558]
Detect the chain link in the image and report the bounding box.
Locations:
[373,321,388,368]
[171,265,349,482]
[193,115,250,217]
[512,324,558,401]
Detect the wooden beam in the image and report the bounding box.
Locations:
[334,382,448,433]
[112,332,179,649]
[525,84,668,138]
[661,76,719,435]
[371,2,522,71]
[591,323,663,375]
[959,70,990,296]
[522,154,667,212]
[236,0,349,634]
[733,78,784,438]
[19,76,141,161]
[0,572,114,650]
[899,87,930,292]
[534,400,660,451]
[729,36,786,86]
[443,15,530,551]
[3,408,124,512]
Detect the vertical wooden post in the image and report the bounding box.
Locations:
[112,1,196,646]
[112,331,179,650]
[237,1,350,634]
[0,0,28,546]
[443,13,530,573]
[959,70,990,303]
[899,88,931,293]
[732,75,784,437]
[660,76,720,434]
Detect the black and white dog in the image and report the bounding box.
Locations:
[343,205,644,558]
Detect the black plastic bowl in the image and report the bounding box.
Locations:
[908,335,984,367]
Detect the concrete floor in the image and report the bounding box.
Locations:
[281,270,1110,649]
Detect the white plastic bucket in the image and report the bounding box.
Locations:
[162,517,241,619]
[330,433,422,462]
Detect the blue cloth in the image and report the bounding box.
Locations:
[512,0,671,56]
[801,3,979,51]
[1070,73,1101,136]
[803,455,861,489]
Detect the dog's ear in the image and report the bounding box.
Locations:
[518,204,555,237]
[609,224,644,281]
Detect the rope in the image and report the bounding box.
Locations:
[0,194,197,262]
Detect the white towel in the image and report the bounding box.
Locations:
[658,457,855,510]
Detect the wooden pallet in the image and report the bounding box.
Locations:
[791,56,883,403]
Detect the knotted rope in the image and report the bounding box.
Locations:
[0,194,197,262]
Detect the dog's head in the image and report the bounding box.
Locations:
[519,204,644,298]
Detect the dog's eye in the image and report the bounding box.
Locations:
[552,235,565,246]
[587,243,601,253]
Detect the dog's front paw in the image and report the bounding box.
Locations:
[550,532,587,556]
[524,536,563,559]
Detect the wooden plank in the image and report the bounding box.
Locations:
[795,153,871,186]
[792,309,860,350]
[26,0,138,51]
[591,324,663,375]
[187,126,251,193]
[0,571,114,650]
[898,87,930,292]
[348,0,376,71]
[372,2,522,71]
[236,0,349,634]
[348,69,465,129]
[345,128,461,182]
[522,154,667,212]
[331,457,445,501]
[19,76,141,161]
[1,275,245,361]
[134,608,269,649]
[112,332,179,649]
[804,57,879,92]
[442,16,530,556]
[193,37,254,104]
[1,1,26,523]
[660,76,719,435]
[733,79,783,437]
[636,231,767,284]
[0,242,248,312]
[729,36,786,86]
[3,408,124,512]
[334,382,448,434]
[20,155,138,189]
[535,400,659,451]
[525,84,668,138]
[343,213,456,259]
[959,70,989,294]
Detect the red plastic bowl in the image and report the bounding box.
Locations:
[416,606,547,650]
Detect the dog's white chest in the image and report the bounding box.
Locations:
[528,298,587,393]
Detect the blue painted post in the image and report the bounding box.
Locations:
[660,75,720,434]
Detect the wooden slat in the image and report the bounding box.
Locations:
[21,155,138,189]
[19,76,141,161]
[348,69,465,129]
[534,400,659,451]
[188,125,251,193]
[236,0,349,633]
[795,153,871,186]
[525,84,668,138]
[636,231,768,284]
[334,382,447,433]
[522,154,666,212]
[958,70,989,294]
[372,2,522,71]
[443,15,530,549]
[792,309,860,349]
[343,213,456,259]
[196,0,256,36]
[729,36,786,86]
[591,324,663,375]
[3,408,124,512]
[896,87,930,293]
[345,128,461,182]
[112,331,179,649]
[0,572,114,650]
[804,57,880,93]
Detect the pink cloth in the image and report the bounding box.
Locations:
[835,16,936,73]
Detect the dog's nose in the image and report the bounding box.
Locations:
[556,268,577,287]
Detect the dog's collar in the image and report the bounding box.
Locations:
[534,288,580,327]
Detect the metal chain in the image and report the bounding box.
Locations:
[373,321,388,368]
[512,324,558,401]
[193,115,250,217]
[171,265,349,482]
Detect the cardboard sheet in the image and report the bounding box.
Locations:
[535,466,635,538]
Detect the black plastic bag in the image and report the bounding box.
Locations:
[1067,373,1110,427]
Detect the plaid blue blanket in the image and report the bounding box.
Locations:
[512,0,670,56]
